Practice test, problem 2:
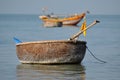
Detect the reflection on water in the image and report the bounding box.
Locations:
[62,25,80,27]
[42,24,80,28]
[16,64,86,80]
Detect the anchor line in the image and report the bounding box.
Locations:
[86,45,107,63]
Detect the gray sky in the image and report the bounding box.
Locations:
[0,0,119,15]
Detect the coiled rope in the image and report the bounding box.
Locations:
[86,45,107,63]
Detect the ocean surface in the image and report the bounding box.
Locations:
[0,14,120,80]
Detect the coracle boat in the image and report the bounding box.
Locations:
[14,20,99,64]
[39,12,86,26]
[15,40,86,64]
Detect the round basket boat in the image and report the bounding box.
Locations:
[16,40,86,64]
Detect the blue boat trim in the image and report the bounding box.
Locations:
[13,37,22,44]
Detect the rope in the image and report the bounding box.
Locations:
[86,45,107,63]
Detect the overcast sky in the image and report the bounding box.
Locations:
[0,0,119,15]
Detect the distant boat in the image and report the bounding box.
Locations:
[39,12,86,26]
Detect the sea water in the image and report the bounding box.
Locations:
[0,14,120,80]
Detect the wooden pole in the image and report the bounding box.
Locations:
[69,20,100,40]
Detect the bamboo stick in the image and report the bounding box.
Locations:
[69,20,100,40]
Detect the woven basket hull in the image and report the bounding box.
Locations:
[16,40,86,64]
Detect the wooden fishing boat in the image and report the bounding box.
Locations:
[39,13,86,26]
[14,20,99,64]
